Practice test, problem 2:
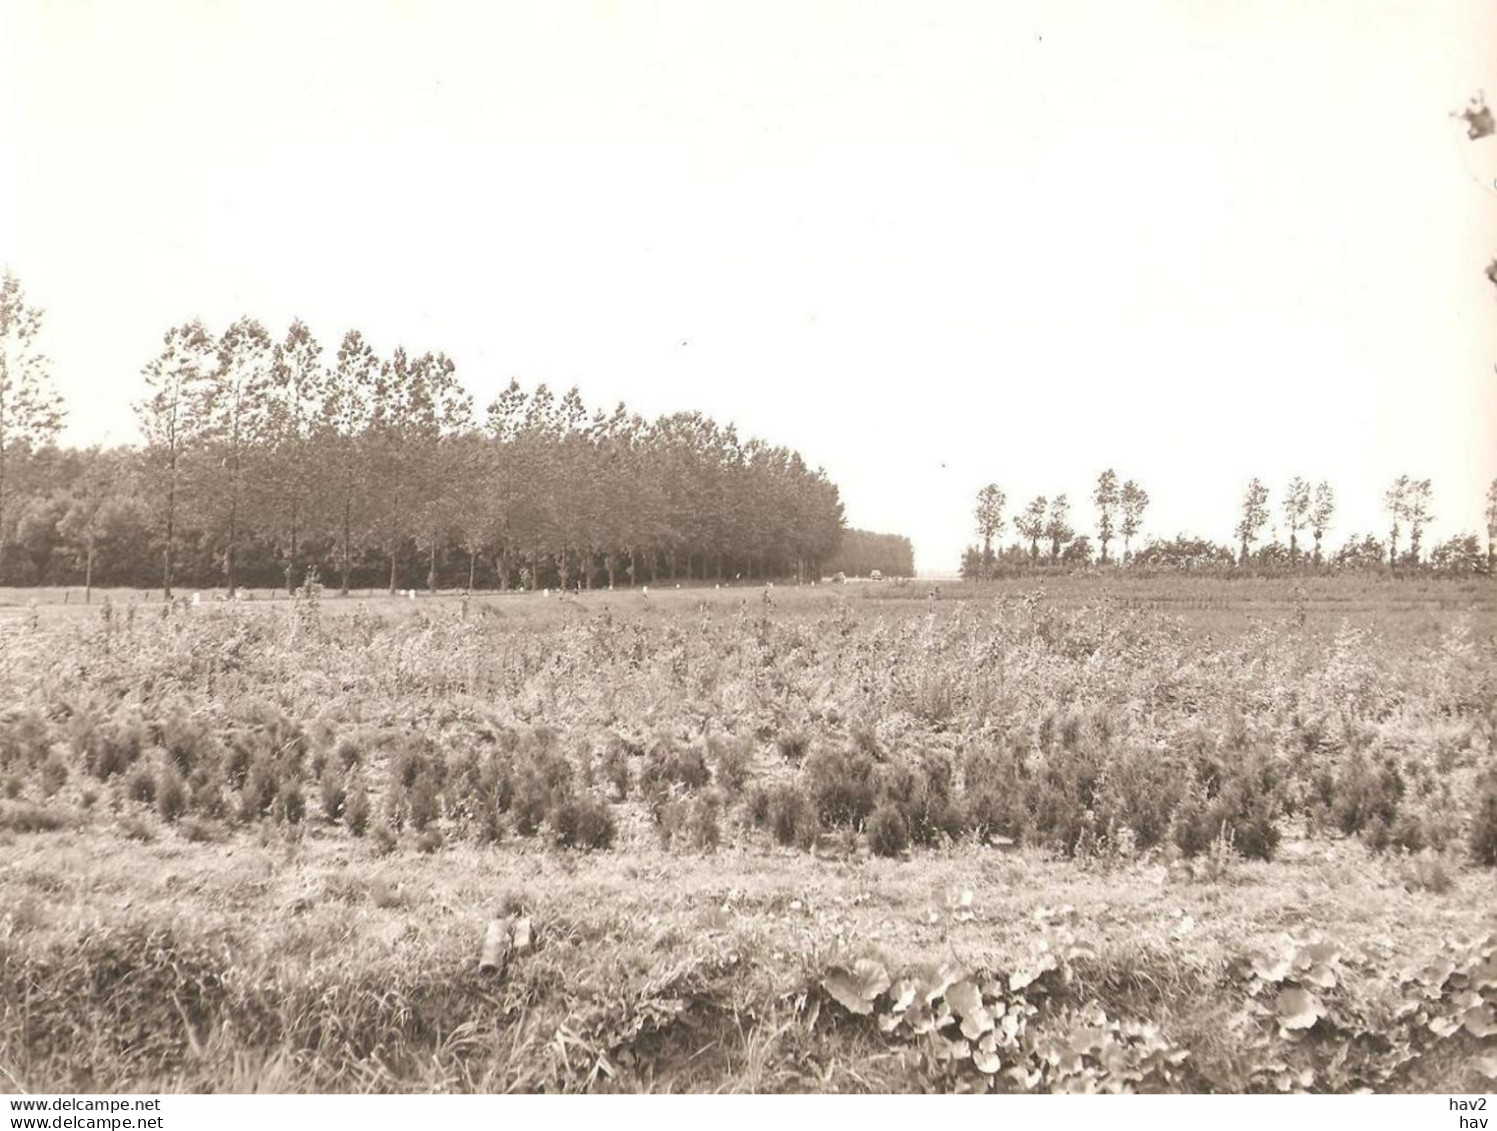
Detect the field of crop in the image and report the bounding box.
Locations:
[2,577,1495,1094]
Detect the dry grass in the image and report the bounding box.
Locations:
[0,577,1494,1092]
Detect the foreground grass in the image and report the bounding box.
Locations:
[1,579,1494,1092]
[2,823,1494,1093]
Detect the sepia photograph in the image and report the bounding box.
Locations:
[1,0,1495,1118]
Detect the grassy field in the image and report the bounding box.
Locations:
[1,577,1495,1093]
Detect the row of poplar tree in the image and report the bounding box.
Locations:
[0,274,846,594]
[965,473,1497,575]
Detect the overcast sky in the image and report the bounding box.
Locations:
[2,0,1494,571]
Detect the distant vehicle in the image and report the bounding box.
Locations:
[869,570,883,581]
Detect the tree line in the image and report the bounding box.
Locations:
[965,472,1497,577]
[824,529,915,578]
[0,273,846,595]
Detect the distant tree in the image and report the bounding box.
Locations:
[1403,478,1434,564]
[396,350,472,592]
[1429,533,1485,574]
[960,545,984,580]
[360,346,470,593]
[1384,475,1410,567]
[1061,534,1093,565]
[135,321,217,596]
[974,484,1006,563]
[320,331,379,594]
[0,271,66,583]
[1252,540,1291,570]
[266,319,328,587]
[1092,469,1119,563]
[1235,479,1270,565]
[1118,479,1149,562]
[1015,496,1047,560]
[201,317,276,594]
[1138,534,1236,570]
[1334,533,1388,571]
[827,529,915,578]
[1485,478,1497,574]
[1282,476,1311,563]
[56,447,116,600]
[1309,481,1335,564]
[1044,494,1073,562]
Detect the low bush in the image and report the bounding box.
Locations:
[803,746,876,829]
[0,802,71,834]
[39,752,69,798]
[238,756,279,822]
[319,771,346,821]
[641,739,711,794]
[1333,751,1405,838]
[345,781,371,836]
[867,803,910,857]
[276,781,306,825]
[684,791,722,851]
[776,728,811,762]
[370,820,397,855]
[877,751,963,845]
[406,773,440,832]
[601,743,631,800]
[510,745,574,837]
[710,736,753,798]
[763,784,819,849]
[124,764,157,806]
[156,767,187,822]
[552,794,616,850]
[0,707,51,772]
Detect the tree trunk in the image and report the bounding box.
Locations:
[225,488,238,596]
[340,499,352,596]
[288,498,299,589]
[468,546,477,592]
[388,550,398,595]
[85,543,94,604]
[428,542,437,592]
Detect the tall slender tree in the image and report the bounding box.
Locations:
[1283,476,1311,564]
[267,319,328,587]
[0,271,66,582]
[136,322,216,597]
[1092,469,1119,563]
[974,483,1006,563]
[1044,494,1073,562]
[1310,481,1335,565]
[202,317,276,593]
[1118,479,1148,563]
[1235,479,1270,565]
[320,330,378,594]
[1404,478,1434,564]
[1384,475,1410,567]
[1015,496,1047,560]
